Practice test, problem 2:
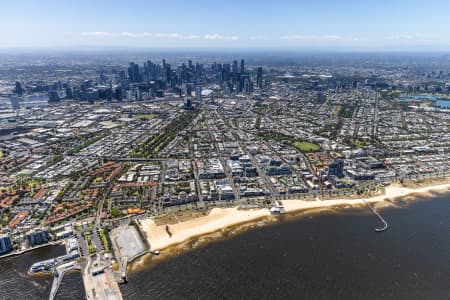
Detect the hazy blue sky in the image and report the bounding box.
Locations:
[1,0,449,50]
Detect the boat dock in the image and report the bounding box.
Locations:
[49,262,81,300]
[364,200,388,232]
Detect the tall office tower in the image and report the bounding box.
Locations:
[165,64,172,82]
[240,59,245,73]
[188,60,193,70]
[128,62,140,83]
[14,81,24,96]
[256,67,263,88]
[196,85,202,102]
[222,64,231,82]
[48,89,60,102]
[195,63,202,78]
[232,60,238,75]
[239,73,250,93]
[0,235,13,255]
[170,70,178,88]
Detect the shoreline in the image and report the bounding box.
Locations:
[135,181,450,268]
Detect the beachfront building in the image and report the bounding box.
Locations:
[0,235,13,255]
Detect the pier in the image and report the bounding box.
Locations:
[49,262,81,300]
[364,200,388,232]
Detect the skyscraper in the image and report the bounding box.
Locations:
[48,89,60,102]
[221,64,231,82]
[128,62,140,83]
[196,85,202,102]
[240,59,245,73]
[256,67,263,88]
[14,81,24,96]
[232,60,238,81]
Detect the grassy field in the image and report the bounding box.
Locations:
[293,141,321,152]
[85,233,96,254]
[99,229,110,252]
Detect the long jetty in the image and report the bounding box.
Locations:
[363,200,388,232]
[49,263,81,300]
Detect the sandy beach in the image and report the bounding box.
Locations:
[140,182,450,252]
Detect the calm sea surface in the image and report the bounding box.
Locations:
[122,193,450,300]
[1,193,449,300]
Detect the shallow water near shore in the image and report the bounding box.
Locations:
[121,192,450,300]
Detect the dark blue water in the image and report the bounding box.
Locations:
[121,193,450,300]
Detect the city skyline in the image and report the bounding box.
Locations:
[2,0,450,51]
